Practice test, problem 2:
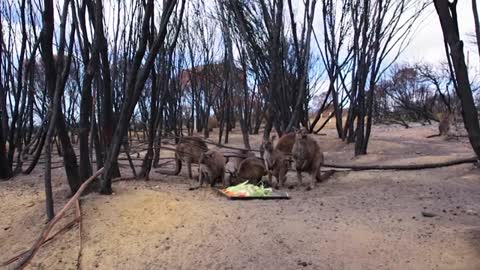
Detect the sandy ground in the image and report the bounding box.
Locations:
[1,123,480,270]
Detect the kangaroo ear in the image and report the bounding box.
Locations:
[300,128,308,138]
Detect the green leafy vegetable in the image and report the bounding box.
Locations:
[225,181,273,197]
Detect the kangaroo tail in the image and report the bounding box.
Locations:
[173,153,182,175]
[316,169,335,183]
[157,153,182,176]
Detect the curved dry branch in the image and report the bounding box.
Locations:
[323,156,478,171]
[12,168,104,270]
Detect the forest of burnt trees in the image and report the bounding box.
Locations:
[1,0,479,218]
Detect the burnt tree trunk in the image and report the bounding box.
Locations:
[472,0,480,58]
[0,123,11,179]
[41,0,76,218]
[139,68,158,180]
[6,0,28,173]
[39,0,81,194]
[434,0,480,159]
[78,0,103,184]
[100,0,178,194]
[0,15,12,179]
[140,2,184,178]
[237,45,251,149]
[94,0,121,179]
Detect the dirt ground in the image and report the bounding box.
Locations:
[1,123,480,270]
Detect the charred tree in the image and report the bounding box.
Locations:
[100,0,178,194]
[472,0,480,58]
[434,0,480,159]
[0,12,12,180]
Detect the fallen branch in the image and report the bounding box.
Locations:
[75,199,82,270]
[323,156,478,171]
[160,135,263,153]
[12,168,104,270]
[1,218,79,266]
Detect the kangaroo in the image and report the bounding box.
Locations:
[224,149,255,186]
[427,113,454,138]
[268,151,291,188]
[262,132,295,187]
[173,136,208,179]
[225,149,255,174]
[198,150,226,187]
[292,129,324,191]
[234,157,267,185]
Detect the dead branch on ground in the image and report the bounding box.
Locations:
[75,199,82,270]
[1,218,79,267]
[323,156,478,171]
[10,168,104,270]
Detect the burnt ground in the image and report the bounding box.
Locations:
[1,123,480,270]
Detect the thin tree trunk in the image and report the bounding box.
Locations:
[0,123,11,179]
[92,117,104,170]
[44,129,55,221]
[472,0,480,58]
[78,0,101,183]
[0,14,12,179]
[123,141,137,178]
[40,0,75,219]
[39,0,80,195]
[100,0,178,194]
[139,68,158,180]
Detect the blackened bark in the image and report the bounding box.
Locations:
[434,0,480,159]
[41,0,80,194]
[0,15,11,179]
[100,0,178,194]
[140,0,184,179]
[84,0,121,180]
[472,0,480,58]
[285,0,316,132]
[92,115,104,170]
[78,0,106,184]
[361,0,383,154]
[41,0,76,219]
[44,130,55,221]
[139,68,158,180]
[23,128,47,174]
[24,60,35,147]
[152,107,164,168]
[56,99,81,193]
[0,120,11,179]
[237,46,251,149]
